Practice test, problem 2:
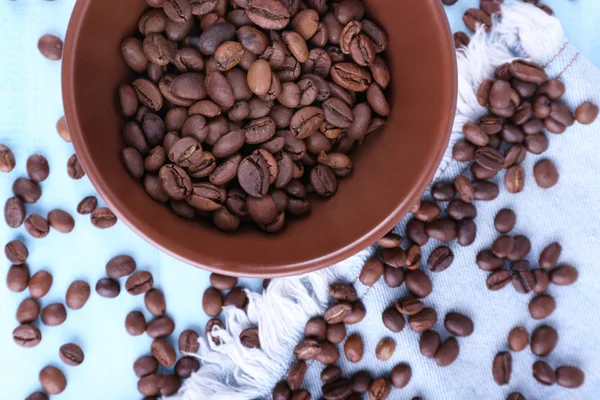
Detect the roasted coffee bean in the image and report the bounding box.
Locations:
[13,178,42,203]
[494,209,516,234]
[38,33,63,61]
[273,381,292,400]
[209,273,237,291]
[25,154,49,183]
[39,366,67,395]
[475,147,504,171]
[382,306,405,333]
[550,265,578,285]
[478,116,503,135]
[359,256,384,286]
[532,269,550,294]
[506,393,526,400]
[463,8,492,32]
[246,0,291,30]
[444,312,473,337]
[405,270,432,298]
[46,209,74,234]
[508,235,531,261]
[434,337,459,367]
[425,218,458,242]
[512,270,535,294]
[240,327,261,348]
[448,199,476,221]
[453,31,470,48]
[408,307,437,333]
[550,101,575,127]
[375,338,396,361]
[476,250,504,271]
[575,101,599,125]
[529,294,556,320]
[524,132,548,154]
[487,270,511,291]
[419,330,440,358]
[509,60,547,83]
[431,181,456,202]
[329,282,357,302]
[202,287,223,317]
[368,377,391,400]
[287,361,308,390]
[406,219,428,246]
[5,196,26,228]
[147,316,176,338]
[224,287,249,309]
[176,329,200,355]
[325,301,352,324]
[326,322,346,345]
[25,392,48,400]
[106,255,137,279]
[533,360,556,386]
[503,144,527,168]
[427,246,454,272]
[377,232,402,249]
[151,339,177,367]
[126,271,154,295]
[29,270,52,298]
[453,176,474,203]
[41,303,67,326]
[304,317,327,339]
[96,277,121,298]
[492,235,516,258]
[175,356,200,378]
[13,324,42,348]
[344,333,364,363]
[533,159,559,188]
[413,201,440,222]
[0,144,16,172]
[388,364,412,390]
[91,208,118,229]
[294,338,321,360]
[477,79,492,106]
[24,214,50,238]
[16,298,40,324]
[556,366,585,388]
[472,162,497,180]
[121,37,149,73]
[396,296,423,316]
[381,247,406,269]
[137,373,161,396]
[320,365,343,385]
[508,326,528,351]
[492,352,512,385]
[531,325,558,356]
[489,80,512,109]
[66,280,91,310]
[5,239,28,265]
[59,343,84,366]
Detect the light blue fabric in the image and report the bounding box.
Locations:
[0,1,599,399]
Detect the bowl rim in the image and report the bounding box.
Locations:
[62,0,457,278]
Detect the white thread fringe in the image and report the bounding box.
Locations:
[169,3,566,400]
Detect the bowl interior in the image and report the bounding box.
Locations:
[63,0,456,277]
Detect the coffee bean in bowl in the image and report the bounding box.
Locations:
[62,0,457,276]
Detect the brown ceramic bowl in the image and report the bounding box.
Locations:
[62,0,456,277]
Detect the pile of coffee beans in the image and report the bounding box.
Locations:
[118,0,391,232]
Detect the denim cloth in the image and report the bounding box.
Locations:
[1,1,600,399]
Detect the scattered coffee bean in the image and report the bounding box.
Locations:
[38,34,63,60]
[368,377,391,400]
[359,256,384,286]
[16,298,40,324]
[29,270,53,298]
[529,294,556,320]
[375,338,396,361]
[179,329,200,354]
[39,366,67,395]
[427,246,454,272]
[77,196,98,214]
[0,144,16,172]
[531,325,558,356]
[396,296,423,316]
[25,392,48,400]
[508,326,529,351]
[126,270,154,295]
[288,361,307,390]
[106,255,137,279]
[539,242,561,269]
[533,159,559,188]
[151,339,177,367]
[134,355,159,378]
[434,337,459,367]
[13,324,42,348]
[419,330,440,358]
[556,366,585,388]
[96,277,121,298]
[344,333,364,363]
[67,154,85,179]
[390,363,411,389]
[209,273,238,290]
[91,207,118,229]
[203,287,224,317]
[13,178,41,203]
[223,286,248,308]
[382,307,405,333]
[494,209,516,234]
[492,351,512,385]
[575,102,598,125]
[47,209,75,233]
[533,360,556,385]
[240,327,261,348]
[408,307,437,333]
[59,343,84,366]
[175,356,200,378]
[550,265,578,285]
[147,316,176,338]
[4,196,26,228]
[26,155,50,182]
[5,239,28,265]
[24,214,50,238]
[145,288,167,317]
[444,312,474,337]
[41,303,67,326]
[321,365,342,384]
[304,317,327,339]
[377,232,402,248]
[405,269,432,298]
[65,280,91,310]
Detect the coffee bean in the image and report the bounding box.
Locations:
[47,209,75,234]
[492,352,512,385]
[26,154,50,182]
[41,303,67,326]
[24,214,49,238]
[13,178,41,203]
[405,270,432,298]
[324,322,345,345]
[137,373,161,396]
[368,377,391,400]
[324,301,352,324]
[59,343,84,366]
[413,201,440,222]
[550,265,578,285]
[556,366,585,388]
[533,159,559,188]
[533,360,556,385]
[509,60,547,83]
[505,165,525,193]
[452,141,476,162]
[66,280,90,310]
[531,325,558,356]
[151,339,177,367]
[273,381,292,400]
[508,235,531,261]
[25,392,48,400]
[529,294,556,320]
[175,356,200,378]
[134,355,159,378]
[25,270,51,298]
[344,333,364,363]
[304,317,327,339]
[396,296,423,316]
[430,182,455,202]
[96,277,121,298]
[375,338,396,361]
[16,298,40,324]
[457,219,476,246]
[434,337,459,367]
[294,338,321,360]
[408,307,437,333]
[508,326,528,351]
[477,79,492,106]
[91,207,118,229]
[377,232,402,249]
[224,286,249,308]
[175,329,200,355]
[4,196,25,228]
[463,8,491,32]
[494,209,516,234]
[419,330,440,358]
[329,282,357,302]
[359,256,384,286]
[39,366,67,395]
[453,176,474,203]
[381,307,404,333]
[539,242,561,269]
[453,31,469,48]
[575,101,598,125]
[427,246,454,272]
[444,312,473,337]
[491,235,515,259]
[77,196,98,214]
[473,180,499,201]
[205,317,225,345]
[0,144,16,173]
[5,239,28,265]
[210,273,238,291]
[425,218,458,242]
[381,247,406,269]
[126,271,154,295]
[406,219,428,246]
[38,34,63,60]
[550,101,575,127]
[388,363,411,389]
[106,255,137,279]
[13,324,42,348]
[203,287,223,316]
[486,270,511,291]
[476,147,505,171]
[320,365,342,385]
[147,316,176,338]
[448,199,477,221]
